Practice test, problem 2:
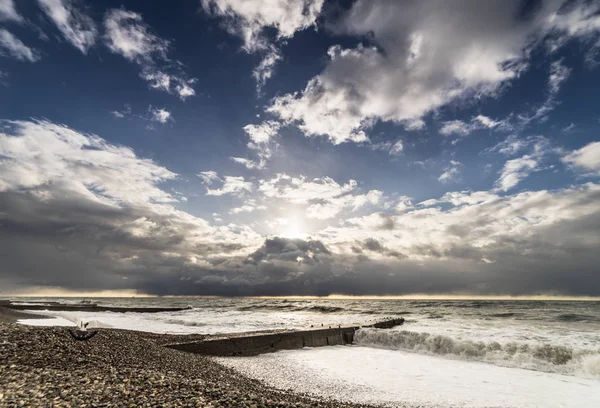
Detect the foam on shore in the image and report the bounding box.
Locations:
[219,345,600,408]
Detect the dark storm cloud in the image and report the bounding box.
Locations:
[2,120,600,297]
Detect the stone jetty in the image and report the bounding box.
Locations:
[166,318,405,356]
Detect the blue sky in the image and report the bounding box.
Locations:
[1,0,600,296]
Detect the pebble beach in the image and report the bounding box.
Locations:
[0,315,371,408]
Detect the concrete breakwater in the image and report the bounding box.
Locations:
[166,318,405,356]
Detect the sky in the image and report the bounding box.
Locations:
[1,0,600,297]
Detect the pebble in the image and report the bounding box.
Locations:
[0,323,374,407]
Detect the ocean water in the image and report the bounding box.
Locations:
[13,297,600,407]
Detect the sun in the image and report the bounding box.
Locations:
[277,218,306,239]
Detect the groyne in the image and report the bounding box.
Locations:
[166,318,405,356]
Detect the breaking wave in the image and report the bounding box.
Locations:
[161,318,207,327]
[354,328,600,378]
[236,304,347,313]
[555,313,599,322]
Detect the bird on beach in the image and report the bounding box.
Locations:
[68,320,98,341]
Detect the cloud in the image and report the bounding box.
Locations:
[205,176,253,197]
[111,105,131,119]
[198,170,220,185]
[486,135,550,157]
[0,119,264,293]
[0,119,177,204]
[439,115,511,137]
[546,1,600,62]
[324,184,600,266]
[229,198,267,214]
[494,156,538,192]
[37,0,97,53]
[104,8,168,63]
[103,8,196,100]
[370,139,404,156]
[259,173,356,204]
[518,59,571,126]
[0,0,23,23]
[258,173,382,219]
[493,136,553,192]
[548,59,571,93]
[252,47,282,90]
[267,0,600,145]
[201,0,324,89]
[0,29,40,62]
[562,141,600,175]
[438,160,462,184]
[305,189,382,220]
[2,120,600,296]
[149,107,172,124]
[233,120,281,169]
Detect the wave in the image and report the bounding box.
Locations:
[488,312,518,318]
[236,304,347,313]
[354,328,600,378]
[555,313,599,322]
[306,305,345,313]
[162,318,207,327]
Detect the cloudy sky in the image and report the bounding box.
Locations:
[1,0,600,297]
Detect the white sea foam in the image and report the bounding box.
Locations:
[355,328,600,379]
[219,346,600,408]
[20,308,377,334]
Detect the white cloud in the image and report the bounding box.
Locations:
[229,198,267,214]
[322,183,600,265]
[369,139,404,156]
[389,140,404,155]
[494,155,538,192]
[306,190,382,220]
[259,173,356,204]
[395,196,413,213]
[104,9,168,63]
[492,137,553,192]
[486,135,549,157]
[0,29,40,62]
[104,8,196,99]
[198,170,220,185]
[252,46,282,90]
[201,0,324,88]
[258,173,382,219]
[562,141,600,175]
[438,160,462,184]
[149,107,172,124]
[518,59,571,126]
[37,0,97,53]
[548,59,571,94]
[439,120,471,137]
[206,176,253,197]
[439,115,511,137]
[0,0,23,23]
[268,0,599,145]
[230,157,263,169]
[243,120,280,145]
[0,119,176,205]
[545,1,600,60]
[111,105,131,119]
[233,120,281,169]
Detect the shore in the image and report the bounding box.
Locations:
[0,306,50,324]
[0,322,374,407]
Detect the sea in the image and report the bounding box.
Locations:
[12,297,600,408]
